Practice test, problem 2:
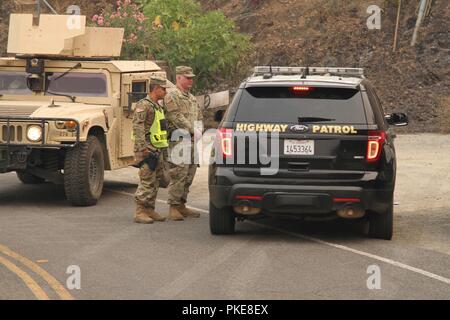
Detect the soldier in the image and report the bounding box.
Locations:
[164,66,202,221]
[132,76,170,224]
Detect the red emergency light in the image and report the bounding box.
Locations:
[292,86,311,91]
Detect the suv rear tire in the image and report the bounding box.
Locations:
[64,136,104,206]
[209,201,236,235]
[368,202,393,240]
[16,171,45,184]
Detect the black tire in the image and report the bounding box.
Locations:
[16,171,45,184]
[209,201,236,235]
[368,202,393,240]
[64,136,104,206]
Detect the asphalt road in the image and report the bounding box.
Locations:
[0,134,449,300]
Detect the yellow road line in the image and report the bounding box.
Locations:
[0,254,49,300]
[0,244,74,300]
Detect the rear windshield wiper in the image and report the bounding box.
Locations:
[298,117,335,123]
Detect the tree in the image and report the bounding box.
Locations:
[92,0,252,93]
[141,0,252,93]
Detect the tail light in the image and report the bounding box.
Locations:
[366,130,386,163]
[235,195,263,201]
[218,127,233,158]
[292,86,310,91]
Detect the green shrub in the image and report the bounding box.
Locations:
[93,0,252,93]
[141,0,252,93]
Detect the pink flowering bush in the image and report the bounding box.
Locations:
[91,0,148,60]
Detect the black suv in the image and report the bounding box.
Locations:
[208,66,408,240]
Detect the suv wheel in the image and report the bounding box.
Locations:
[209,201,236,235]
[16,171,45,184]
[64,136,104,206]
[368,202,393,240]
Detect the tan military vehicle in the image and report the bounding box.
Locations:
[0,14,170,206]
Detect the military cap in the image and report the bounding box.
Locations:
[176,66,196,77]
[150,76,170,88]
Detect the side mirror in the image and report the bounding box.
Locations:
[214,110,225,122]
[385,113,408,126]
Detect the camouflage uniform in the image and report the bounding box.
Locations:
[133,97,166,209]
[164,67,203,207]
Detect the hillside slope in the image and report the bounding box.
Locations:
[1,0,449,132]
[202,0,449,132]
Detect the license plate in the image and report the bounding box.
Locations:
[284,140,314,155]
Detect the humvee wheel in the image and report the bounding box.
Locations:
[16,171,45,184]
[64,135,105,206]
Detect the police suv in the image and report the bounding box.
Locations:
[209,66,408,240]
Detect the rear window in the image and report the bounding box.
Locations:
[234,87,367,124]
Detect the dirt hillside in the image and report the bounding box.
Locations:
[1,0,449,132]
[201,0,449,133]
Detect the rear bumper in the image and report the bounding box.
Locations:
[209,167,393,215]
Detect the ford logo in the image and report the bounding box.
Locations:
[290,125,309,133]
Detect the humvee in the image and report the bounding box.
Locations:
[0,14,172,206]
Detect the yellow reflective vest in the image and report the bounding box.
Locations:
[131,99,168,149]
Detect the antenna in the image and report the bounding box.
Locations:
[301,46,311,79]
[301,66,309,79]
[29,0,58,25]
[263,65,273,79]
[32,0,58,14]
[42,0,58,14]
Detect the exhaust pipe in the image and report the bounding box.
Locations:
[233,200,262,215]
[337,205,365,219]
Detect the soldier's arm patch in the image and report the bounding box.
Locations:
[164,94,179,112]
[137,111,146,121]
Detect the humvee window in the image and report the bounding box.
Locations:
[132,81,147,93]
[47,72,108,97]
[0,72,32,95]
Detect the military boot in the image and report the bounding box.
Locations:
[146,208,166,222]
[168,205,184,221]
[134,205,154,224]
[178,203,200,218]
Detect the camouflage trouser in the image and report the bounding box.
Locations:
[134,156,164,208]
[167,140,198,205]
[167,162,197,205]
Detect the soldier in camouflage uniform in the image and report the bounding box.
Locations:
[164,66,203,221]
[132,76,170,224]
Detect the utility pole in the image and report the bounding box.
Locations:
[411,0,428,46]
[393,0,402,52]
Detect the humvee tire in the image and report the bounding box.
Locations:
[16,171,45,184]
[64,135,104,206]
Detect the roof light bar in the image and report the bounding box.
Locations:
[253,66,364,78]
